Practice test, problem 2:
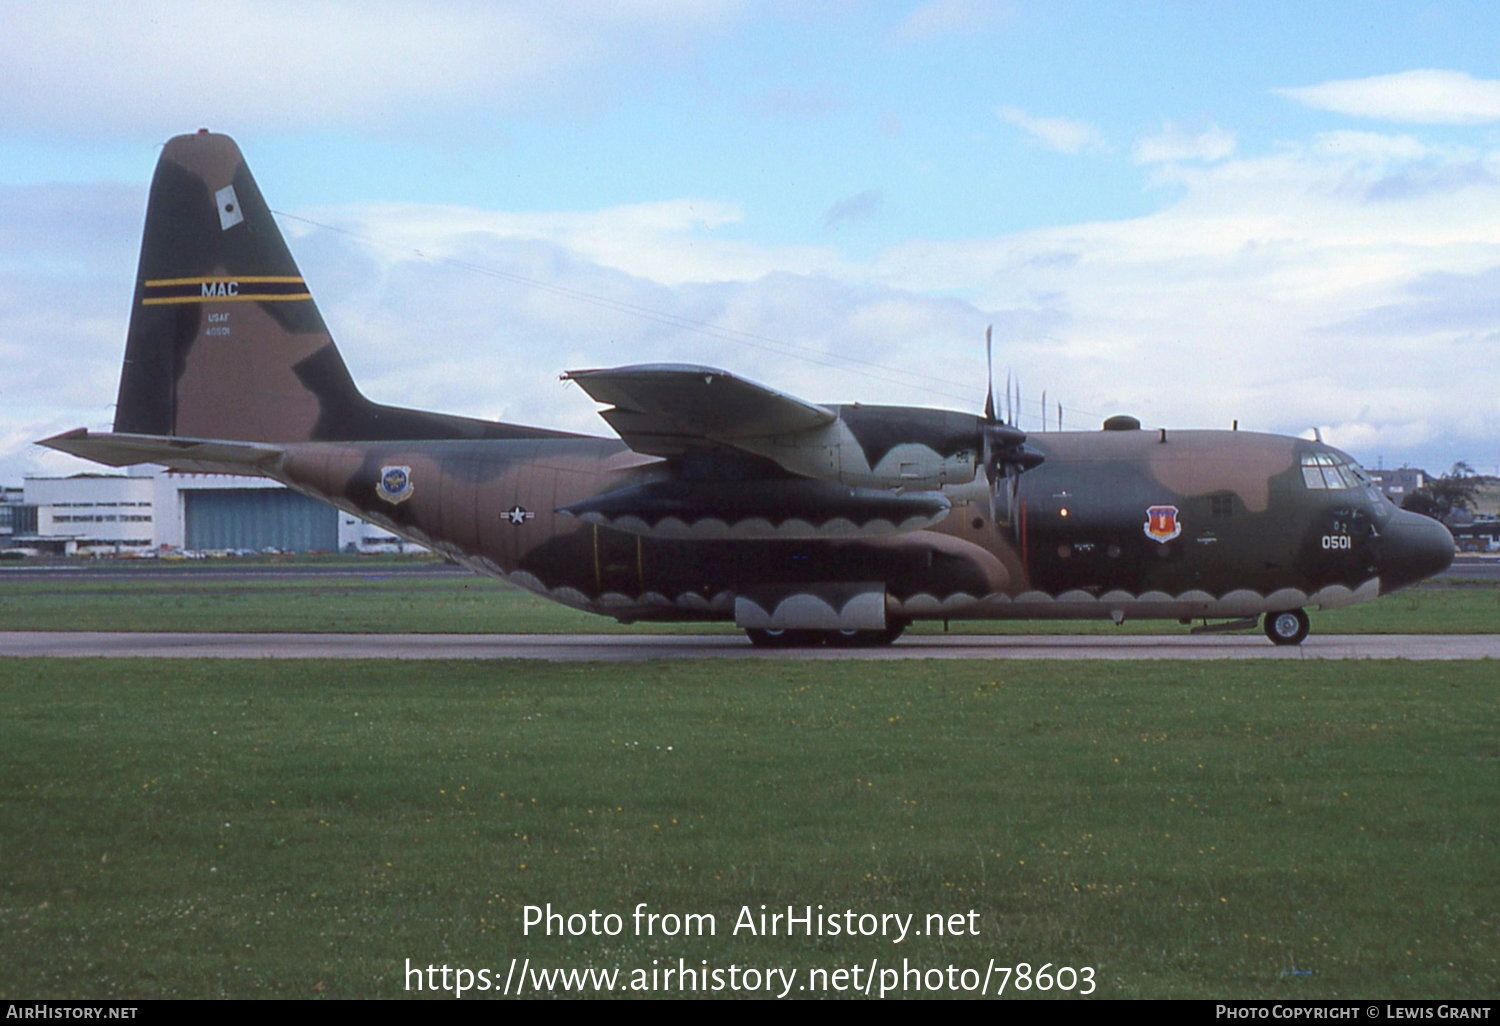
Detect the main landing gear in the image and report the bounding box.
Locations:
[1263,608,1310,646]
[745,622,908,648]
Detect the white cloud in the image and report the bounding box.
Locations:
[894,0,1012,41]
[0,1,741,138]
[872,131,1500,457]
[997,106,1107,155]
[1133,123,1236,165]
[309,198,850,286]
[1278,69,1500,125]
[1307,130,1434,161]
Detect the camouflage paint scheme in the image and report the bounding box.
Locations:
[42,132,1455,646]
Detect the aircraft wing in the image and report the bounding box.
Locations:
[562,364,835,457]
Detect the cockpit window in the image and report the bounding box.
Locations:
[1300,451,1367,491]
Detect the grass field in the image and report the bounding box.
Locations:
[2,658,1495,999]
[1,563,1497,635]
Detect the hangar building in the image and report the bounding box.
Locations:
[7,467,406,556]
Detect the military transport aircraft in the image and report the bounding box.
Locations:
[41,131,1455,647]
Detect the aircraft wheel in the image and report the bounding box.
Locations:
[1264,608,1310,646]
[827,629,882,648]
[826,621,908,647]
[745,628,824,648]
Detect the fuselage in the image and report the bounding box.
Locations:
[267,420,1453,626]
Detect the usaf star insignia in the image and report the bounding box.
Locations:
[376,465,414,505]
[504,505,535,526]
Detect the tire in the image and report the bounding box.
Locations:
[826,621,908,647]
[1264,608,1310,646]
[745,628,823,648]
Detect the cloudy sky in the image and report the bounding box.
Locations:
[4,0,1499,481]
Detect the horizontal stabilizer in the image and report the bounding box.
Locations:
[39,428,284,477]
[558,477,950,540]
[563,364,835,456]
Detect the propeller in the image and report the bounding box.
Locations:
[984,325,996,423]
[980,326,1044,525]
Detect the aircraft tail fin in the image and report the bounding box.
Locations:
[114,130,359,442]
[113,130,558,445]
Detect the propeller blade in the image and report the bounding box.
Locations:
[977,327,1046,524]
[983,325,995,423]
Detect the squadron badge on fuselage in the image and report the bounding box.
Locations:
[1144,504,1182,544]
[377,465,414,505]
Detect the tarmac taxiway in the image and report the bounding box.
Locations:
[1,631,1496,660]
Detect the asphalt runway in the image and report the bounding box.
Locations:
[1446,554,1500,580]
[2,631,1496,660]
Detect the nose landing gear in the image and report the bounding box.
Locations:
[1264,608,1310,646]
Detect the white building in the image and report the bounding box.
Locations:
[1367,466,1427,504]
[10,467,409,556]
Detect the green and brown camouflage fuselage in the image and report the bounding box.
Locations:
[42,131,1454,645]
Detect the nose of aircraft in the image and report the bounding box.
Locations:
[1379,509,1456,594]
